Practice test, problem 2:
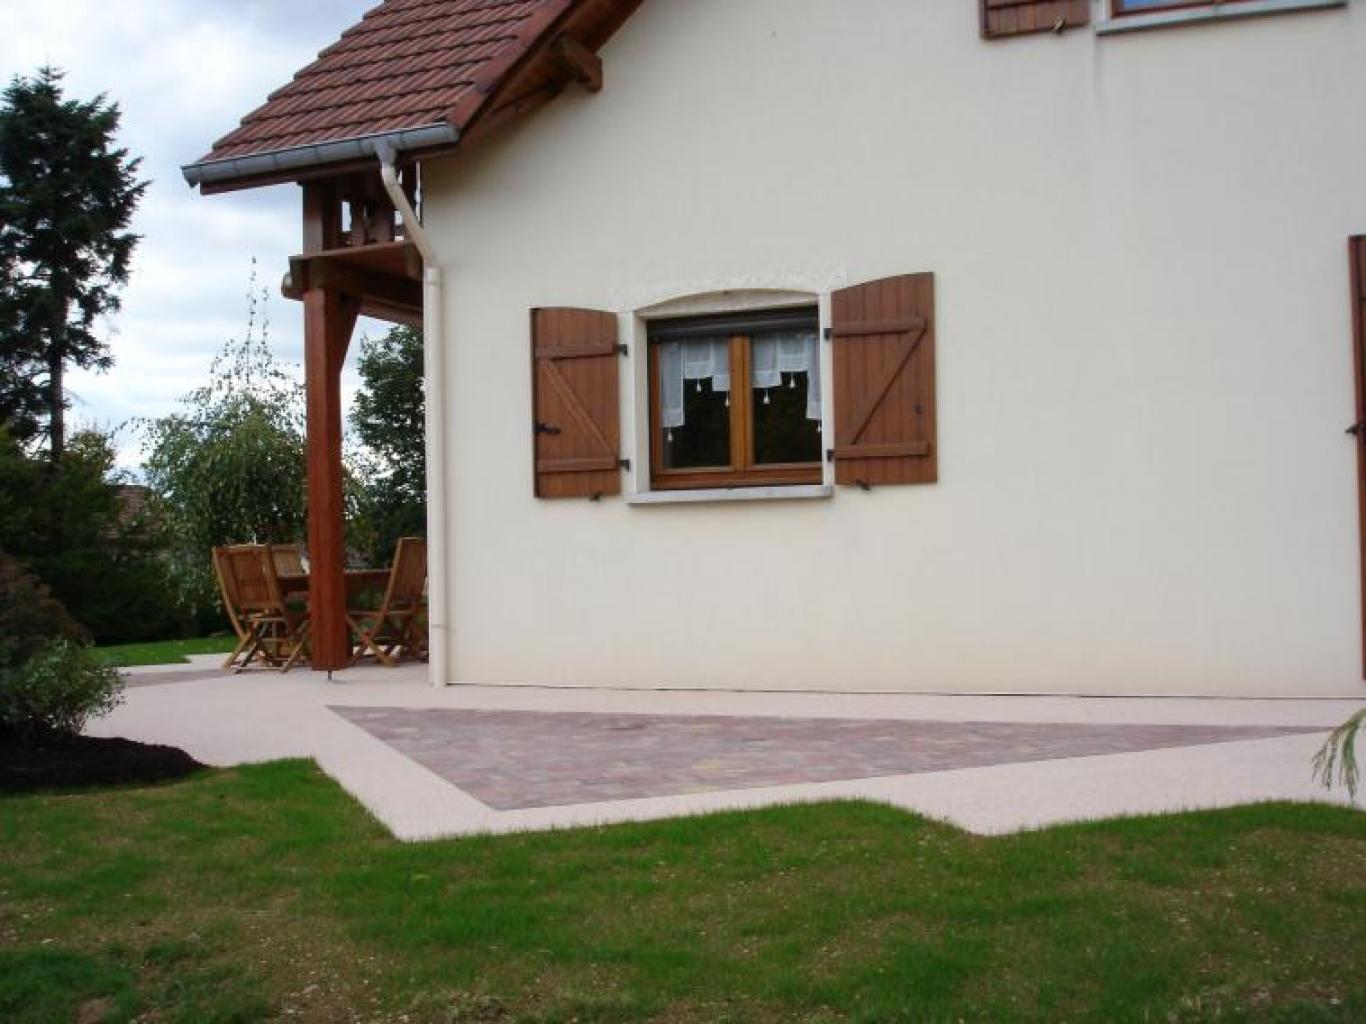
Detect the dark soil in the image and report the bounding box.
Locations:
[0,728,204,793]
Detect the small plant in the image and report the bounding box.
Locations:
[1313,710,1363,800]
[0,638,124,738]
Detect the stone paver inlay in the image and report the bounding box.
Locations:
[330,706,1324,811]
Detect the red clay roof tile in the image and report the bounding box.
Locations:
[198,0,565,164]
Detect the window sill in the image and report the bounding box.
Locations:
[628,484,833,506]
[1097,0,1345,34]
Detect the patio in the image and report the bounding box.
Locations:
[93,659,1363,839]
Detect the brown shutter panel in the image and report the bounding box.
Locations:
[980,0,1089,39]
[831,273,937,487]
[531,307,622,499]
[1350,237,1366,678]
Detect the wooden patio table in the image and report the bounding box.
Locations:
[276,569,393,670]
[276,569,391,598]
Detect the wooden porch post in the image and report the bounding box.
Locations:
[300,181,359,672]
[302,287,359,671]
[294,177,424,670]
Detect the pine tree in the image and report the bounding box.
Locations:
[0,67,146,458]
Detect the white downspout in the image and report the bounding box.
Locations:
[378,145,450,688]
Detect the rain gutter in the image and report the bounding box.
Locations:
[180,123,460,189]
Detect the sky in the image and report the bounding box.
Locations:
[1,0,381,468]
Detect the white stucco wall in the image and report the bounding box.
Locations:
[422,0,1366,696]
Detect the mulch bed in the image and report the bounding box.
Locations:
[0,729,205,793]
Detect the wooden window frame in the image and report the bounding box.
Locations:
[647,311,824,492]
[1111,0,1247,14]
[1107,0,1342,20]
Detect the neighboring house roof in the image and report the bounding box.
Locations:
[114,484,150,523]
[185,0,642,192]
[110,484,156,539]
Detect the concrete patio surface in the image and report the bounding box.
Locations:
[91,656,1365,840]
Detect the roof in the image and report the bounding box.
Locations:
[186,0,639,191]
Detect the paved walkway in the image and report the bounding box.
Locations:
[92,656,1364,840]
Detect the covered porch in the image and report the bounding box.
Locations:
[181,0,643,679]
[283,168,432,675]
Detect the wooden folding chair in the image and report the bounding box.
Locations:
[212,546,251,670]
[269,543,306,577]
[348,537,427,666]
[220,544,311,673]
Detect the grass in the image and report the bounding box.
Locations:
[93,636,236,668]
[1,763,1364,1023]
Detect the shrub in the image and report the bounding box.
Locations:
[0,639,123,738]
[0,429,189,646]
[0,549,87,669]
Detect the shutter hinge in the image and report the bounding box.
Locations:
[617,343,629,356]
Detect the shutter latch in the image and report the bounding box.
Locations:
[1348,422,1364,437]
[535,421,562,435]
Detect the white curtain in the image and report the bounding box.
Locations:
[659,337,729,430]
[751,330,822,422]
[659,329,821,430]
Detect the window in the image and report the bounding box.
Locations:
[1113,0,1242,11]
[1105,0,1345,28]
[648,307,824,490]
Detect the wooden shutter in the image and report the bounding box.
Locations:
[1350,237,1366,677]
[531,307,622,499]
[980,0,1089,39]
[831,274,937,487]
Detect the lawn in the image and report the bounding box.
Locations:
[1,764,1363,1023]
[93,635,236,667]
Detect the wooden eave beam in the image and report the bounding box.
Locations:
[449,0,644,145]
[359,301,422,330]
[283,248,423,327]
[552,35,603,92]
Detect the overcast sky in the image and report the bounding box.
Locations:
[2,0,380,467]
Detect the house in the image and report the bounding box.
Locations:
[183,0,1366,698]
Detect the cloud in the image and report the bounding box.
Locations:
[1,0,381,467]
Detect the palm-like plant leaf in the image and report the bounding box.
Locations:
[1313,710,1364,799]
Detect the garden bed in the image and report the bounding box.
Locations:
[0,729,203,793]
